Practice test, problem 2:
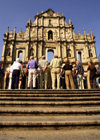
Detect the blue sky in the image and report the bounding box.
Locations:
[0,0,100,60]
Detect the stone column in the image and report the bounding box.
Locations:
[84,43,89,58]
[46,48,48,61]
[25,43,29,61]
[10,42,14,62]
[34,43,37,59]
[70,43,74,58]
[76,51,79,61]
[16,50,18,60]
[92,44,96,58]
[1,42,6,61]
[57,43,61,57]
[38,42,42,59]
[22,50,25,62]
[64,43,67,58]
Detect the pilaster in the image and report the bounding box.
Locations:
[1,42,6,61]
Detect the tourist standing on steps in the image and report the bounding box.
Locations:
[11,58,22,89]
[27,56,39,89]
[39,55,48,89]
[87,61,97,89]
[4,67,10,89]
[76,60,84,89]
[72,64,78,89]
[63,59,75,89]
[18,61,24,89]
[0,64,4,89]
[8,65,13,89]
[49,55,62,89]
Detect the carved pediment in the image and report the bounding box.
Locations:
[35,9,61,18]
[47,9,54,16]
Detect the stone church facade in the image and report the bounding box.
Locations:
[1,9,98,70]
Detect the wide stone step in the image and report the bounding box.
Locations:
[0,100,100,106]
[0,96,100,101]
[1,93,100,97]
[0,129,100,140]
[1,106,100,115]
[0,89,100,95]
[0,115,100,128]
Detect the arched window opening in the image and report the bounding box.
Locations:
[48,30,53,40]
[78,52,82,62]
[18,51,23,60]
[67,49,71,58]
[47,50,54,62]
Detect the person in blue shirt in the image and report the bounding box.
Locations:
[27,56,39,89]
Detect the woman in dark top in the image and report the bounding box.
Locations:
[63,59,75,89]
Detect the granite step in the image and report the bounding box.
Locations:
[0,96,100,101]
[1,93,100,97]
[0,89,100,95]
[0,115,100,129]
[0,106,100,115]
[0,89,100,129]
[1,129,100,140]
[0,100,100,107]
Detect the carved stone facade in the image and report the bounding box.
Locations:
[1,9,98,70]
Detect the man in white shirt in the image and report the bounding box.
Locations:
[8,65,13,89]
[11,58,22,89]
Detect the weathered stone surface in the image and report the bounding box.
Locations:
[1,9,98,72]
[0,129,100,140]
[0,89,100,139]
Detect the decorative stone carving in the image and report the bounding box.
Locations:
[1,9,98,71]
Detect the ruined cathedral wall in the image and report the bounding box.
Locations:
[75,43,87,62]
[15,42,29,62]
[1,9,98,72]
[43,17,59,27]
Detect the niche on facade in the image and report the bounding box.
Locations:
[30,48,34,56]
[6,48,11,56]
[89,49,93,57]
[48,30,53,40]
[67,49,71,58]
[48,19,52,27]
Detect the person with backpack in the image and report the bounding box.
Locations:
[76,60,84,89]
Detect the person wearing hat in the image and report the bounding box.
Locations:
[11,58,22,89]
[49,55,62,89]
[38,55,48,89]
[27,56,39,89]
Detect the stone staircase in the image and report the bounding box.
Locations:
[0,89,100,129]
